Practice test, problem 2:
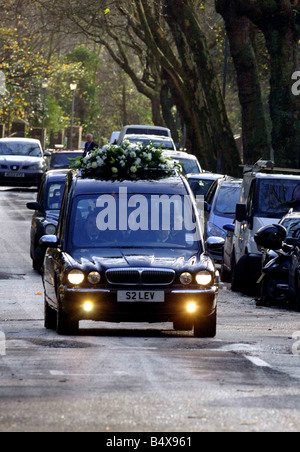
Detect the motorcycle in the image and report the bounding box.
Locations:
[254,224,300,310]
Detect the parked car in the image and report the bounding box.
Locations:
[41,170,223,336]
[27,170,68,271]
[204,177,242,262]
[49,150,84,170]
[122,134,176,151]
[164,150,202,175]
[187,172,224,199]
[232,161,300,294]
[0,138,49,188]
[117,125,172,145]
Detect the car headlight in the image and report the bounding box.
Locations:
[207,222,227,239]
[87,272,101,284]
[27,163,42,170]
[68,269,85,285]
[45,224,56,235]
[180,272,193,285]
[196,271,213,286]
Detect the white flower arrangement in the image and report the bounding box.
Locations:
[70,139,182,177]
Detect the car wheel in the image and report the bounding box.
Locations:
[220,263,231,283]
[44,298,57,330]
[231,254,246,293]
[194,310,217,338]
[56,300,79,335]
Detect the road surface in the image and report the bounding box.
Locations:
[0,186,300,432]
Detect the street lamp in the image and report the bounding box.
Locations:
[70,82,77,150]
[41,78,49,150]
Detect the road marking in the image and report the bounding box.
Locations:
[244,356,272,368]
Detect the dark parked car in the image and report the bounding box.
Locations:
[27,170,68,271]
[49,150,84,170]
[41,171,223,336]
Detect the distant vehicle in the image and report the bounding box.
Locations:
[205,177,242,263]
[232,161,300,294]
[27,170,68,271]
[187,173,224,199]
[0,138,49,188]
[110,131,120,145]
[122,134,176,151]
[49,150,84,170]
[117,125,172,145]
[164,150,202,175]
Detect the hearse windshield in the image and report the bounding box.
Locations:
[68,193,202,251]
[255,178,300,218]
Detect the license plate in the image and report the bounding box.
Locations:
[4,172,25,178]
[117,291,165,302]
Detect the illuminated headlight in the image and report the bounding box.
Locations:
[180,272,193,285]
[45,224,56,235]
[196,271,213,286]
[68,269,85,285]
[83,302,93,312]
[187,302,197,313]
[87,272,101,284]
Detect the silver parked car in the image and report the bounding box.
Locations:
[0,138,49,188]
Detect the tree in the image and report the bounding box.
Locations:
[217,0,300,168]
[134,0,241,174]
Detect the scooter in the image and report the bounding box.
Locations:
[255,224,300,308]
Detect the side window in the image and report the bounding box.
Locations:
[37,178,45,204]
[56,185,69,243]
[247,180,256,216]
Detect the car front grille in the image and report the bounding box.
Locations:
[105,268,175,286]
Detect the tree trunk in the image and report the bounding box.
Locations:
[264,24,300,168]
[216,0,271,165]
[165,0,241,176]
[234,0,300,168]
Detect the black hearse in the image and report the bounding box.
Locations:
[41,170,223,337]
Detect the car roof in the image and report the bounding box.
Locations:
[123,124,170,130]
[72,173,189,196]
[218,177,242,186]
[0,138,41,144]
[164,150,198,160]
[124,134,174,141]
[44,169,69,180]
[253,173,300,180]
[187,172,223,180]
[51,150,83,154]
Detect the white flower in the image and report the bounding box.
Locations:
[111,167,118,174]
[130,166,137,173]
[92,162,98,169]
[130,151,137,158]
[135,158,141,166]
